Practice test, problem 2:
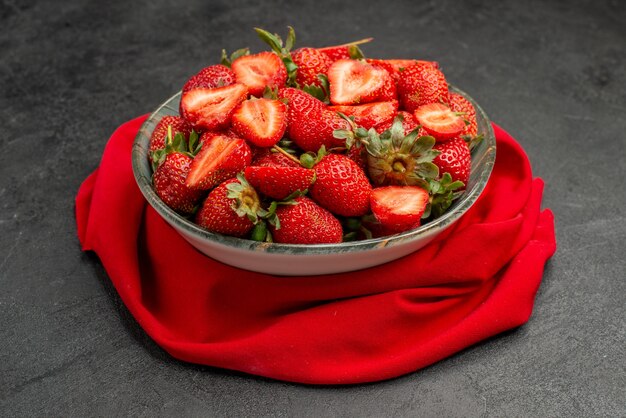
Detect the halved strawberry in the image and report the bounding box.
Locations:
[327,59,387,105]
[180,83,248,131]
[231,98,287,147]
[231,51,287,97]
[244,165,315,200]
[414,103,465,141]
[185,134,252,190]
[370,186,429,233]
[329,100,398,130]
[182,64,236,92]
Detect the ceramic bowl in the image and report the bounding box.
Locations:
[131,86,496,276]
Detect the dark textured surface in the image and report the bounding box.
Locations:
[1,0,625,416]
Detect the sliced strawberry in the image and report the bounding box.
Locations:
[182,64,236,92]
[327,59,387,105]
[329,101,398,130]
[244,166,315,200]
[414,103,465,141]
[180,83,248,131]
[185,134,252,190]
[370,186,429,232]
[231,98,287,147]
[231,51,287,97]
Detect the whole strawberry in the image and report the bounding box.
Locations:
[309,152,372,217]
[195,176,261,238]
[152,128,202,213]
[270,196,342,244]
[253,151,300,168]
[317,38,371,62]
[433,137,471,185]
[397,62,450,112]
[149,116,192,158]
[182,64,236,92]
[245,165,315,200]
[374,111,422,136]
[292,47,331,88]
[449,92,478,138]
[278,88,348,152]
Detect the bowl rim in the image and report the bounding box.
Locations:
[131,85,496,255]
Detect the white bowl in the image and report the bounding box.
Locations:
[131,86,496,276]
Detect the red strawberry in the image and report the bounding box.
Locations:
[231,98,287,147]
[370,186,429,233]
[346,144,367,171]
[149,116,192,158]
[182,64,236,92]
[244,166,315,200]
[397,62,449,112]
[153,153,202,214]
[366,59,439,81]
[186,133,252,190]
[195,176,261,238]
[278,88,348,152]
[309,153,372,216]
[329,100,398,130]
[327,59,388,105]
[270,196,342,244]
[449,92,478,138]
[378,68,397,101]
[414,103,465,141]
[292,47,331,87]
[374,111,422,135]
[253,151,300,168]
[180,83,248,130]
[317,37,372,62]
[231,51,287,97]
[433,137,471,185]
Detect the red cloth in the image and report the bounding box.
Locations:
[76,115,556,385]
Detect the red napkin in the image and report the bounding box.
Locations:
[76,115,556,385]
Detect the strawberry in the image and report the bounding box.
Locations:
[329,100,398,130]
[185,133,252,190]
[195,176,261,238]
[374,111,421,135]
[397,62,449,112]
[244,166,315,200]
[366,59,439,81]
[153,153,202,213]
[270,196,342,244]
[378,67,397,101]
[327,59,388,105]
[149,116,192,158]
[180,83,248,130]
[278,87,348,152]
[292,47,331,88]
[231,98,288,147]
[414,103,465,141]
[317,38,372,62]
[231,51,287,97]
[309,153,372,217]
[182,64,236,92]
[252,151,300,168]
[448,92,478,138]
[433,137,471,185]
[370,186,429,233]
[346,143,367,171]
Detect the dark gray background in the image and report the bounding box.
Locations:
[1,0,625,416]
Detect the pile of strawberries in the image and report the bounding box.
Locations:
[148,27,482,244]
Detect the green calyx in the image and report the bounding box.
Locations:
[423,173,465,219]
[226,173,263,224]
[301,74,330,103]
[299,145,327,169]
[345,115,440,187]
[254,26,298,86]
[220,47,250,67]
[256,189,306,234]
[463,133,484,152]
[150,126,200,172]
[333,112,369,150]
